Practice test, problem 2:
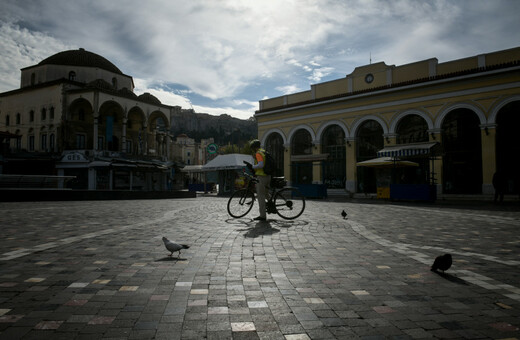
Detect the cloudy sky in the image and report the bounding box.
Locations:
[1,0,519,120]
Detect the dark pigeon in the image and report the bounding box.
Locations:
[341,210,347,219]
[431,254,452,273]
[162,237,190,257]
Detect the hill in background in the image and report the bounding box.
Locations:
[170,109,257,146]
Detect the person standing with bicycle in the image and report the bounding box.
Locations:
[249,139,270,221]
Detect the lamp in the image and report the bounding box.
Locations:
[485,127,489,135]
[430,132,436,140]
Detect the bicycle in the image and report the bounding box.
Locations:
[227,161,305,220]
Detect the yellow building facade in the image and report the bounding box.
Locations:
[256,47,520,198]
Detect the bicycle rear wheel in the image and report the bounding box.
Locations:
[227,189,255,218]
[274,188,305,220]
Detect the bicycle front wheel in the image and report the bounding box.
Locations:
[274,188,305,220]
[227,189,255,218]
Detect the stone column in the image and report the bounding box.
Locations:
[312,140,322,184]
[383,133,397,146]
[143,124,148,155]
[122,109,127,153]
[345,137,357,193]
[480,124,497,195]
[428,129,443,194]
[283,143,291,185]
[93,92,99,150]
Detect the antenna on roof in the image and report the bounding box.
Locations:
[370,52,372,64]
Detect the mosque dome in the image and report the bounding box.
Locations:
[137,92,162,105]
[38,48,123,75]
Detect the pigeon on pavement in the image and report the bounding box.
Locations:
[341,210,347,219]
[431,254,452,273]
[162,237,190,257]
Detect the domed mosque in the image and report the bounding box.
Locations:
[0,48,185,193]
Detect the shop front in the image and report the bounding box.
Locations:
[357,142,440,201]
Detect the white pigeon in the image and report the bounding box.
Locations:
[162,237,190,257]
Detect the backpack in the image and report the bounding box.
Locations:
[262,150,277,176]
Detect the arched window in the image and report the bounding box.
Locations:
[442,108,482,194]
[41,108,47,121]
[356,120,384,193]
[30,110,34,122]
[396,115,428,144]
[16,113,21,125]
[50,107,55,120]
[291,130,312,155]
[321,125,346,188]
[15,132,22,150]
[41,134,47,151]
[69,71,76,81]
[112,77,118,89]
[28,135,35,151]
[5,115,10,126]
[50,134,55,151]
[395,115,430,185]
[265,133,284,177]
[31,73,36,85]
[291,129,313,184]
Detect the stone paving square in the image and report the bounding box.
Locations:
[0,197,519,339]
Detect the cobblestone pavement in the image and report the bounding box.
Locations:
[0,197,519,339]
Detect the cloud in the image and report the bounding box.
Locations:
[1,0,519,120]
[135,85,193,110]
[0,20,73,92]
[275,85,303,95]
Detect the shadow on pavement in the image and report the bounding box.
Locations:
[434,271,469,285]
[155,256,188,262]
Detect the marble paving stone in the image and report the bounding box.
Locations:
[34,320,63,330]
[231,322,256,332]
[0,197,519,339]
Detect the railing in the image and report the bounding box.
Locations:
[0,175,76,189]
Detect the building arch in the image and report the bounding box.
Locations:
[321,124,346,188]
[68,98,94,121]
[441,108,483,194]
[288,124,316,144]
[351,115,388,138]
[355,119,385,193]
[389,109,433,134]
[264,131,285,177]
[395,114,430,144]
[148,110,170,157]
[126,106,146,155]
[495,98,520,195]
[148,111,169,132]
[99,100,124,152]
[290,127,313,185]
[435,102,486,130]
[67,98,94,149]
[260,128,287,146]
[488,95,520,124]
[316,120,350,141]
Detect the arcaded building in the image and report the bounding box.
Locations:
[256,47,520,198]
[0,48,181,190]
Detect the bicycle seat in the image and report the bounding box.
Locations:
[271,177,287,188]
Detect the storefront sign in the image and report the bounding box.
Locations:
[207,143,218,154]
[62,152,88,162]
